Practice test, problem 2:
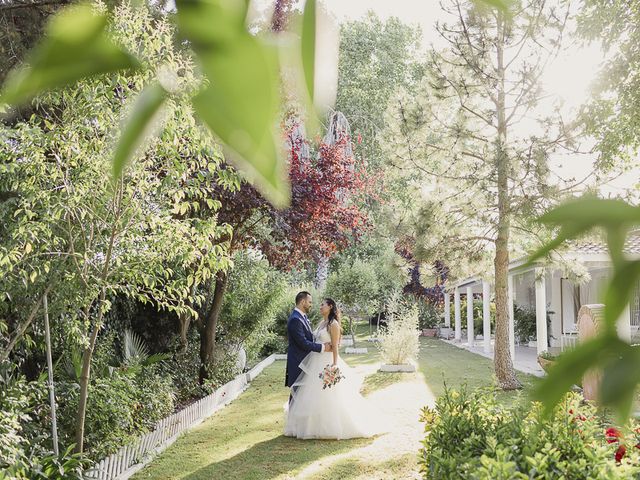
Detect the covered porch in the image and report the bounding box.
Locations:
[441,240,640,372]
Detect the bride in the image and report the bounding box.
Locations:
[284,297,384,440]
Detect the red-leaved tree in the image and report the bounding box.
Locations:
[196,118,375,381]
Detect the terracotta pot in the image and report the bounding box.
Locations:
[421,328,437,337]
[537,356,555,373]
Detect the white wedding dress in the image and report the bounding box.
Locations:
[284,323,385,440]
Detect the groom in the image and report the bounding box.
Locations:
[285,291,332,395]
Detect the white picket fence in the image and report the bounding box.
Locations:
[85,353,286,480]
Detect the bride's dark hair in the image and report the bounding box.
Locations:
[324,298,341,330]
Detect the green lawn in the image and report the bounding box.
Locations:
[132,328,535,480]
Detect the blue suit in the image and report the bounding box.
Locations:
[285,309,322,387]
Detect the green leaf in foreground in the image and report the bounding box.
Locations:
[0,4,140,107]
[533,335,620,415]
[176,0,289,208]
[301,0,316,102]
[602,260,640,330]
[600,343,640,422]
[113,82,168,180]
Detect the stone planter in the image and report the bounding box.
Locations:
[421,328,437,337]
[438,327,453,339]
[528,340,537,348]
[379,363,416,373]
[345,347,368,354]
[537,355,556,373]
[366,337,381,343]
[341,338,354,347]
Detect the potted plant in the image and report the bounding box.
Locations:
[378,297,420,372]
[537,350,558,372]
[418,301,440,337]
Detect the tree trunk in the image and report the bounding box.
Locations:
[178,286,196,354]
[314,256,329,290]
[74,291,108,453]
[178,313,191,354]
[493,11,521,390]
[198,270,229,383]
[73,185,121,453]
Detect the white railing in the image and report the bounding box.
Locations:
[85,353,285,480]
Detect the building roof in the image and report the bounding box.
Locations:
[570,232,640,255]
[448,231,640,290]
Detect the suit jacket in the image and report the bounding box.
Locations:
[285,309,322,387]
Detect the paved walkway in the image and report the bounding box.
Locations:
[443,339,545,377]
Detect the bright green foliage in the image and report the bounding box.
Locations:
[336,13,423,172]
[420,388,640,479]
[0,4,140,107]
[0,2,235,454]
[0,368,49,470]
[0,1,233,349]
[218,250,288,365]
[56,368,175,459]
[325,259,379,316]
[0,0,324,206]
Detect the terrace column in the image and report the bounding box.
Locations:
[466,286,474,346]
[444,291,451,328]
[508,274,515,361]
[535,268,548,354]
[482,280,491,353]
[454,287,461,341]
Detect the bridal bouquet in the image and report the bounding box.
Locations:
[319,364,345,390]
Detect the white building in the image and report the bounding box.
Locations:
[442,234,640,363]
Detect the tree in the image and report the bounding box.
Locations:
[197,116,373,381]
[577,0,640,175]
[384,0,574,389]
[0,3,233,452]
[336,12,424,172]
[325,259,379,346]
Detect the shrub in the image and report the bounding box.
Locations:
[415,301,442,329]
[56,367,175,460]
[513,305,554,345]
[218,250,288,365]
[202,348,241,394]
[378,295,420,365]
[3,446,90,480]
[0,366,50,469]
[420,388,640,479]
[514,304,537,343]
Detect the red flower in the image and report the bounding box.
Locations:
[615,444,626,463]
[606,427,622,443]
[569,409,574,415]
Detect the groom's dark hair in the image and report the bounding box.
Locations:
[295,291,311,305]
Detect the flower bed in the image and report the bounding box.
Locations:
[420,388,640,479]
